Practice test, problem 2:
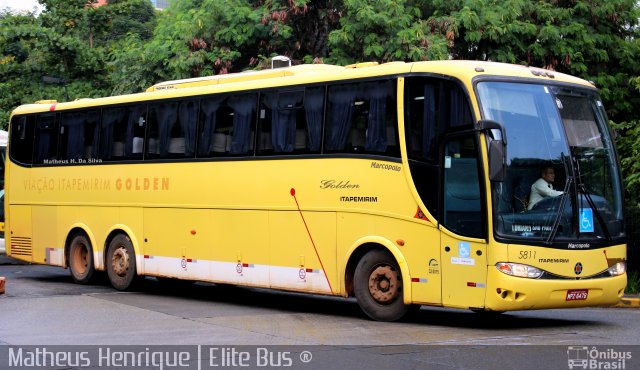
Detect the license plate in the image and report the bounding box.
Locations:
[566,289,589,301]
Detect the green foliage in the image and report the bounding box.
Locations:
[105,0,156,41]
[0,0,158,129]
[625,270,640,294]
[108,0,346,92]
[328,0,450,64]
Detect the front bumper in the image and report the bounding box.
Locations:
[484,267,626,311]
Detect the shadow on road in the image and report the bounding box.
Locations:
[130,277,600,331]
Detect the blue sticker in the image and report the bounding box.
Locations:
[580,208,594,233]
[458,242,470,258]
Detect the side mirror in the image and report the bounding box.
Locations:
[478,120,506,182]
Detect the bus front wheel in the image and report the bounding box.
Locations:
[354,249,409,321]
[106,234,137,291]
[68,233,95,284]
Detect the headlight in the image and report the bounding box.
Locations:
[497,262,543,278]
[607,262,626,276]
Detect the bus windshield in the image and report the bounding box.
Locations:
[477,82,624,245]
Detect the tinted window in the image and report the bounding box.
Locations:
[324,80,398,156]
[443,135,483,238]
[34,114,58,164]
[100,105,146,161]
[405,78,474,163]
[404,77,474,218]
[198,94,257,157]
[147,100,198,159]
[257,87,324,155]
[9,115,35,165]
[59,110,100,161]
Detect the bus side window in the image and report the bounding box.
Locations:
[100,105,146,161]
[34,114,58,164]
[442,136,483,238]
[404,77,474,219]
[324,80,397,156]
[147,100,198,159]
[258,89,320,155]
[198,94,257,157]
[59,110,100,161]
[10,115,35,165]
[405,78,474,163]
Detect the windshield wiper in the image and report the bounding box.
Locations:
[545,176,572,244]
[545,152,573,244]
[569,147,612,241]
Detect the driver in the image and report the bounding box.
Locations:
[528,166,564,210]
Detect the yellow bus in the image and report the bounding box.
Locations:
[5,60,626,321]
[0,130,6,254]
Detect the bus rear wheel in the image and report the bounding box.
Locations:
[106,234,137,291]
[354,249,409,321]
[69,233,95,284]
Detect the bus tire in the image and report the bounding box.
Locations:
[106,234,137,291]
[68,233,95,284]
[354,249,409,321]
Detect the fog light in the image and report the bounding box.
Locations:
[607,262,626,276]
[496,262,543,279]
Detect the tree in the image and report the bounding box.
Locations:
[611,73,640,206]
[431,0,640,120]
[108,0,341,93]
[0,0,159,127]
[106,0,156,42]
[327,0,450,64]
[0,9,43,126]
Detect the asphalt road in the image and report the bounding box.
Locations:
[1,255,639,370]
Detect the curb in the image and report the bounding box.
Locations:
[614,296,640,308]
[0,277,4,295]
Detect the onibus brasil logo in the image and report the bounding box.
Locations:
[567,346,632,369]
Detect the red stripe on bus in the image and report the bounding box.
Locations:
[291,187,334,295]
[49,104,57,111]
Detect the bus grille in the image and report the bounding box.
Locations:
[10,237,33,257]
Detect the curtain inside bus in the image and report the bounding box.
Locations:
[305,87,324,151]
[325,80,394,153]
[227,94,257,154]
[198,96,225,156]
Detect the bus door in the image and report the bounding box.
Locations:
[439,134,488,309]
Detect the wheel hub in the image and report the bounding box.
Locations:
[368,265,400,304]
[71,243,89,274]
[112,247,130,277]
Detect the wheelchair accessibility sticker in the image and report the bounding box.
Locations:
[458,242,470,258]
[580,208,594,233]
